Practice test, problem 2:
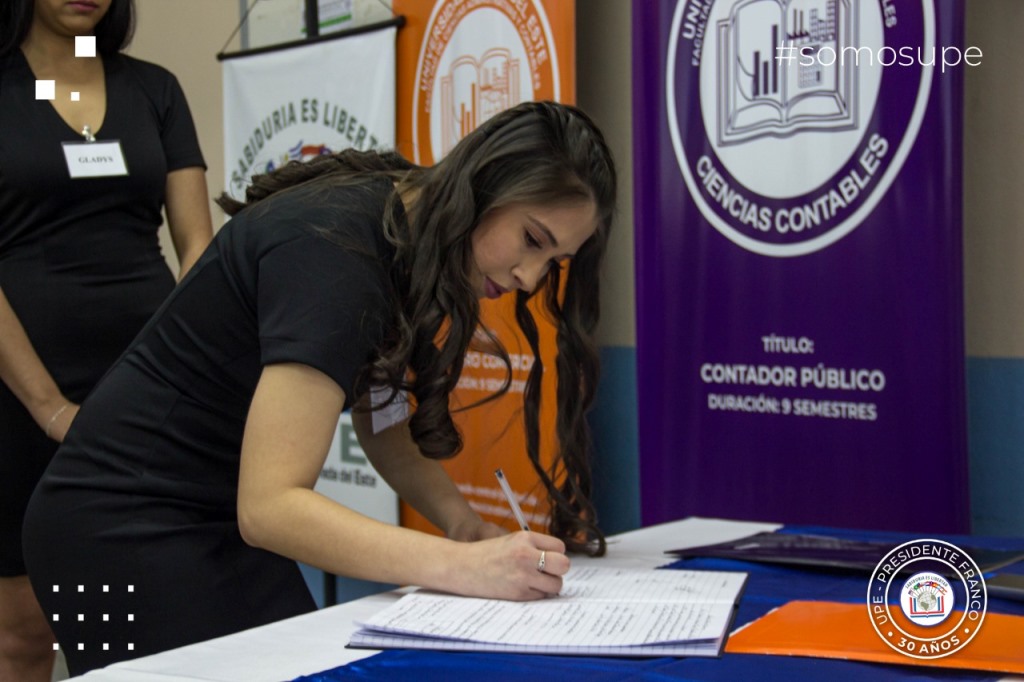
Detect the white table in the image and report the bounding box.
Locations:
[69,517,779,682]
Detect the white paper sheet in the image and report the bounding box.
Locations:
[348,566,747,657]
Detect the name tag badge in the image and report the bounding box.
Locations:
[370,385,410,435]
[62,140,129,178]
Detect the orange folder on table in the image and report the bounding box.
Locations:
[725,600,1024,674]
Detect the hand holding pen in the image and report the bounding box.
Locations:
[494,467,531,531]
[494,468,570,579]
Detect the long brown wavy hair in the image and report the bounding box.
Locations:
[218,101,616,555]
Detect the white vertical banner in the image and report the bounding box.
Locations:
[222,27,398,524]
[319,413,398,524]
[223,26,396,201]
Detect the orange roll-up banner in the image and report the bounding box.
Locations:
[393,0,575,535]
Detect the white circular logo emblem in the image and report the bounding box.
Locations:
[410,0,560,165]
[899,572,954,626]
[666,0,935,256]
[868,539,986,659]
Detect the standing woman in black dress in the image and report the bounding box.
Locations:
[0,0,213,678]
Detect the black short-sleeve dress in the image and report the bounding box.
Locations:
[0,51,205,575]
[22,178,399,675]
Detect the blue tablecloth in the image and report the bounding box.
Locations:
[293,525,1024,682]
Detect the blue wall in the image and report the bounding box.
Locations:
[967,356,1024,537]
[588,346,641,536]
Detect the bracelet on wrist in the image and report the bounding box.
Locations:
[44,402,71,440]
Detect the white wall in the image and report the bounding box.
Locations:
[578,0,635,349]
[963,1,1024,358]
[127,0,239,272]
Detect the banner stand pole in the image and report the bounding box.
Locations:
[305,0,320,38]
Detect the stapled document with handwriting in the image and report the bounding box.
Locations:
[347,566,747,657]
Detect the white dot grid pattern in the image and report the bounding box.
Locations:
[48,584,138,654]
[75,36,96,57]
[35,80,55,100]
[71,91,80,101]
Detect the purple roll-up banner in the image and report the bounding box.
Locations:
[633,0,967,532]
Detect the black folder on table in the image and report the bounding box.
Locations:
[667,531,1024,575]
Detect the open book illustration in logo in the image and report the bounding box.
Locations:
[716,0,858,145]
[901,572,955,625]
[439,48,522,156]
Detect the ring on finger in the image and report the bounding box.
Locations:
[537,550,547,572]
